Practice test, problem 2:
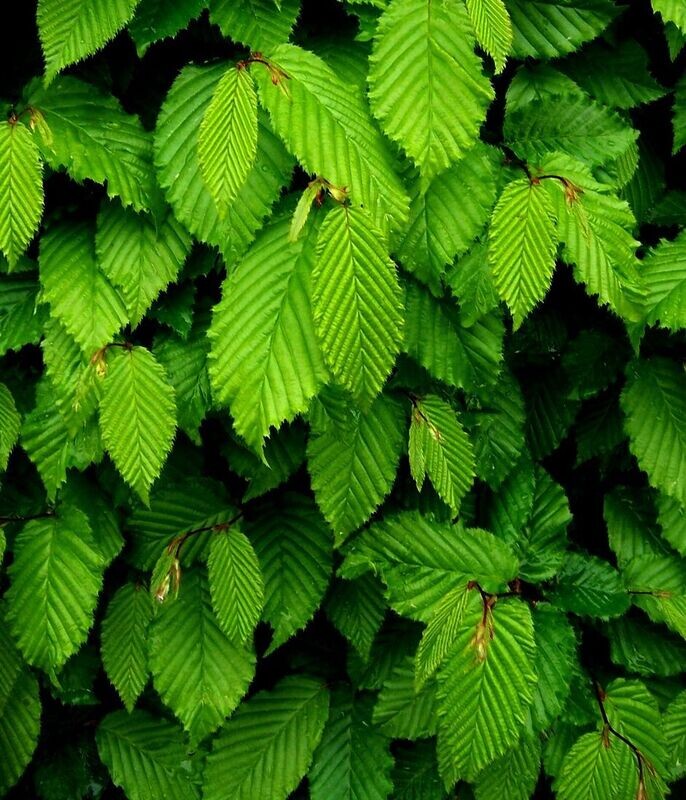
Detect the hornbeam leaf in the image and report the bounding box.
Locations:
[308,390,405,543]
[99,347,177,504]
[209,209,327,452]
[208,0,301,52]
[6,507,105,672]
[0,383,20,471]
[128,0,206,55]
[436,596,537,784]
[466,0,514,74]
[97,710,200,800]
[654,0,686,34]
[368,0,494,182]
[208,529,264,644]
[37,0,142,82]
[488,177,558,328]
[641,229,686,332]
[96,201,192,327]
[149,570,255,742]
[373,657,438,740]
[39,221,128,355]
[29,77,157,212]
[198,66,258,218]
[101,583,152,712]
[621,357,686,505]
[203,675,329,800]
[312,204,403,405]
[309,689,393,800]
[253,43,409,231]
[0,121,43,266]
[474,735,542,800]
[555,730,637,800]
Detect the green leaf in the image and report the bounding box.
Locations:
[447,242,501,327]
[409,395,475,515]
[313,205,403,404]
[607,615,686,678]
[128,0,206,55]
[37,0,142,82]
[29,77,157,212]
[415,584,471,688]
[654,0,686,34]
[101,583,152,712]
[246,493,332,651]
[208,529,264,644]
[127,476,236,568]
[664,690,686,779]
[368,0,494,182]
[0,383,20,471]
[554,730,637,800]
[99,346,177,504]
[604,487,669,568]
[154,62,293,265]
[308,390,405,543]
[396,143,499,292]
[6,507,105,672]
[149,569,255,742]
[436,596,537,784]
[403,280,504,393]
[505,0,617,60]
[674,74,686,154]
[0,269,47,355]
[97,709,200,800]
[474,735,541,800]
[640,229,686,332]
[209,209,327,452]
[466,0,513,74]
[488,177,558,328]
[373,657,438,740]
[253,43,408,231]
[325,574,387,661]
[0,121,43,266]
[203,675,329,800]
[550,552,630,618]
[341,513,519,620]
[528,606,576,731]
[391,741,446,800]
[208,0,301,51]
[505,97,637,168]
[309,689,393,800]
[39,221,128,355]
[621,357,686,505]
[658,492,686,556]
[198,66,258,218]
[96,201,191,327]
[0,622,41,795]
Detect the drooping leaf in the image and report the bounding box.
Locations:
[203,675,329,800]
[99,346,177,504]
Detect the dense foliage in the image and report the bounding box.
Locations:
[1,0,686,798]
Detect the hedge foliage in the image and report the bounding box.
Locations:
[1,0,686,798]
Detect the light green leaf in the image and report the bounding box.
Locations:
[0,121,43,266]
[436,596,537,784]
[621,357,686,505]
[665,690,686,779]
[410,395,475,515]
[555,730,637,800]
[29,77,157,212]
[208,529,264,644]
[37,0,142,81]
[203,675,329,800]
[641,229,686,332]
[308,390,405,543]
[97,709,200,800]
[39,221,128,355]
[488,177,558,328]
[99,346,177,504]
[6,508,105,672]
[309,689,393,800]
[312,204,403,405]
[208,0,301,51]
[149,569,254,742]
[198,66,258,218]
[466,0,513,74]
[368,0,494,182]
[209,209,327,452]
[154,62,293,265]
[101,584,152,712]
[415,584,470,688]
[246,493,332,651]
[96,201,191,327]
[253,43,408,231]
[0,383,20,471]
[654,0,686,34]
